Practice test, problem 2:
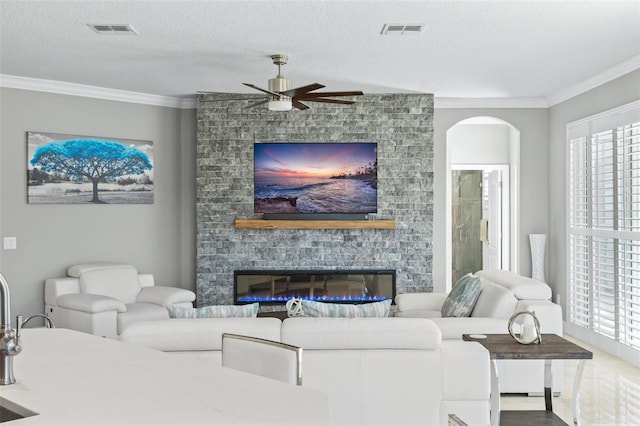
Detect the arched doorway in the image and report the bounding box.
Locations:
[445,116,520,290]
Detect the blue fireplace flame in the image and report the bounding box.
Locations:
[237,295,391,304]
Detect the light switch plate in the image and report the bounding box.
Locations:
[3,237,17,250]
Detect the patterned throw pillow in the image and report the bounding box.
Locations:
[298,298,392,318]
[440,273,481,317]
[167,303,259,318]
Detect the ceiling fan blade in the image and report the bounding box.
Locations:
[243,99,270,109]
[198,96,268,102]
[281,83,325,97]
[300,98,356,105]
[297,90,363,99]
[292,99,310,110]
[243,83,281,97]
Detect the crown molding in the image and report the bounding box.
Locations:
[0,74,196,109]
[4,54,638,111]
[545,55,640,107]
[434,97,548,109]
[180,98,197,109]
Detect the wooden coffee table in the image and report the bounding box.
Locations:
[463,333,592,426]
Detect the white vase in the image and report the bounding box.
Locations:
[529,234,546,283]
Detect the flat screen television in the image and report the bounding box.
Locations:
[254,142,377,219]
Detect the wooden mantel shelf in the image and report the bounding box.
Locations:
[235,219,395,229]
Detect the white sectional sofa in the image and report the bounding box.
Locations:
[281,317,490,426]
[395,269,564,394]
[120,316,490,426]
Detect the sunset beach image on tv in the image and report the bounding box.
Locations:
[254,142,377,214]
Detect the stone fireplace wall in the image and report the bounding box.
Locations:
[196,93,434,306]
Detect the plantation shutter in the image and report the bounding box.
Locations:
[618,120,640,350]
[567,101,640,354]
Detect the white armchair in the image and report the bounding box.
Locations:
[44,263,195,338]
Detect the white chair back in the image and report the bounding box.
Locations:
[221,333,302,386]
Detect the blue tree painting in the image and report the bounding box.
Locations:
[28,132,154,204]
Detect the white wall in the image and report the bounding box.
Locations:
[433,108,549,292]
[449,123,511,164]
[548,69,640,314]
[0,87,197,319]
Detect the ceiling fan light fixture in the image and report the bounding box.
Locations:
[268,97,292,111]
[208,54,361,111]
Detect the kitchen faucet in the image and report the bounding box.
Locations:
[0,273,22,385]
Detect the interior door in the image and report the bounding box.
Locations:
[452,165,509,283]
[451,170,483,283]
[482,170,502,270]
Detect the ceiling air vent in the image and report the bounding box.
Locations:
[88,24,138,35]
[380,24,424,36]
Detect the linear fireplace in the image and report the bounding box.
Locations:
[234,270,396,304]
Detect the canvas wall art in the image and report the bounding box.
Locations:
[27,132,154,204]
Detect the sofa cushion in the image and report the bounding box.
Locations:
[298,299,391,318]
[395,292,448,313]
[476,269,552,300]
[57,293,127,314]
[117,303,169,335]
[167,303,259,318]
[430,317,515,339]
[471,281,518,318]
[119,317,282,351]
[67,262,133,278]
[79,266,141,304]
[281,317,441,350]
[441,274,481,317]
[137,286,196,307]
[394,309,442,318]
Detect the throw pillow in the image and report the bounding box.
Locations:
[298,298,392,318]
[440,273,481,317]
[167,303,259,319]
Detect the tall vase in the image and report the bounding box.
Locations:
[529,234,546,283]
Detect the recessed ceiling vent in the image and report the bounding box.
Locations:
[380,24,424,36]
[88,24,138,35]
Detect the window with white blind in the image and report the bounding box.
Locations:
[567,100,640,363]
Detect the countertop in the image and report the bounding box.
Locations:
[1,328,330,425]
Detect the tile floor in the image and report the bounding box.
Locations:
[500,336,640,425]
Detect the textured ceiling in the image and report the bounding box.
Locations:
[0,0,638,104]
